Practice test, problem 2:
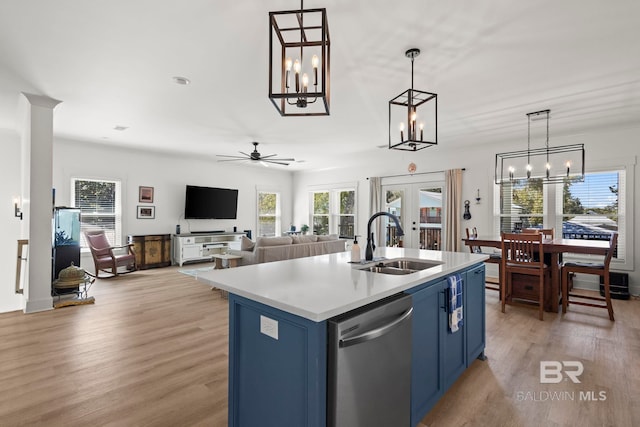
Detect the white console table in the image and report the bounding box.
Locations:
[172,232,245,267]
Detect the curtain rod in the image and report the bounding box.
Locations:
[367,168,465,180]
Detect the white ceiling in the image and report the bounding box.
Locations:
[1,0,639,171]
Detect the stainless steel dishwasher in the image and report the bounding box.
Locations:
[327,293,413,427]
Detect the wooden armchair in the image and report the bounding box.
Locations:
[85,230,137,278]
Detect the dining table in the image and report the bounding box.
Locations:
[463,236,611,312]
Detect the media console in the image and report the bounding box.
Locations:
[172,232,245,267]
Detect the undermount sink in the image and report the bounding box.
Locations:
[361,266,415,275]
[382,259,442,271]
[358,258,443,275]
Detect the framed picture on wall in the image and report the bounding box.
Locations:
[139,186,154,203]
[137,205,155,219]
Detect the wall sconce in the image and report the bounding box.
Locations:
[14,198,23,220]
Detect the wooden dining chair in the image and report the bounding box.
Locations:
[501,232,548,320]
[466,227,501,291]
[561,232,618,321]
[522,228,554,239]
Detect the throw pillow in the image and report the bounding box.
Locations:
[240,235,255,251]
[317,234,339,241]
[257,236,293,247]
[292,235,318,244]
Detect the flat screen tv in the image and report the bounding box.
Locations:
[184,185,238,219]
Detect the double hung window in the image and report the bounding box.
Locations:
[71,178,122,248]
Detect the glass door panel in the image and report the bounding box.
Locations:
[382,182,444,250]
[419,187,442,250]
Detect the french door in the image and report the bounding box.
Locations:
[382,182,444,250]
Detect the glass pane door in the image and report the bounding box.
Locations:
[382,183,444,250]
[418,187,442,250]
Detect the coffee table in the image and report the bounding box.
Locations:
[211,254,243,299]
[212,253,243,269]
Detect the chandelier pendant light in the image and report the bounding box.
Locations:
[495,109,585,184]
[269,0,330,116]
[389,48,438,151]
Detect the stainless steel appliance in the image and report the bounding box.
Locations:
[328,293,413,427]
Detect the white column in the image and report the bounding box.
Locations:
[19,93,62,313]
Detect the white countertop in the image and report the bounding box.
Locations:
[185,247,488,322]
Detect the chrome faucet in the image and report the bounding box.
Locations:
[365,212,405,261]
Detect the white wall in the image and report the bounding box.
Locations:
[293,125,640,295]
[53,138,294,270]
[0,129,25,312]
[0,136,293,313]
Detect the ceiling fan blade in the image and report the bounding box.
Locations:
[238,151,251,157]
[270,158,295,161]
[217,159,247,162]
[216,155,247,159]
[263,160,291,166]
[260,154,278,159]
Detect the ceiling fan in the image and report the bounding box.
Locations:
[217,142,295,166]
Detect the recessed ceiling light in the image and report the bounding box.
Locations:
[172,76,191,85]
[113,126,128,131]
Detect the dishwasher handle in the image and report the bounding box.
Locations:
[339,307,413,348]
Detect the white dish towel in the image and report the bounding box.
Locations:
[448,273,464,333]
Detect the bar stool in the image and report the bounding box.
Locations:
[561,233,618,321]
[501,232,548,320]
[466,227,501,291]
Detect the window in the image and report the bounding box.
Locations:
[257,191,280,237]
[71,178,122,248]
[497,166,630,265]
[309,186,357,237]
[336,189,355,238]
[557,170,625,261]
[312,191,330,235]
[498,179,544,233]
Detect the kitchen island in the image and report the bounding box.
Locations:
[190,247,488,427]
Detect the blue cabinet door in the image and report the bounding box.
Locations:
[409,264,487,424]
[442,276,467,390]
[465,264,486,363]
[408,279,446,426]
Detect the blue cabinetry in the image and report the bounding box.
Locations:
[465,263,486,362]
[228,295,326,427]
[225,263,485,427]
[406,264,486,426]
[407,279,445,424]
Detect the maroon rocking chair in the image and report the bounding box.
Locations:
[85,230,137,278]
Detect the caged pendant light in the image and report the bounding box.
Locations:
[495,109,585,184]
[389,48,438,151]
[269,0,330,116]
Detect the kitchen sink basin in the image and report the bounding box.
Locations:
[382,259,442,271]
[361,266,415,275]
[358,258,443,275]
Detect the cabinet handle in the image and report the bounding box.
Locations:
[441,289,448,313]
[475,270,482,275]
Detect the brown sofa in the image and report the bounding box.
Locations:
[230,234,346,266]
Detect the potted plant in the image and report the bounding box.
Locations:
[301,224,309,235]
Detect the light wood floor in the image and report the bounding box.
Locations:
[1,266,638,427]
